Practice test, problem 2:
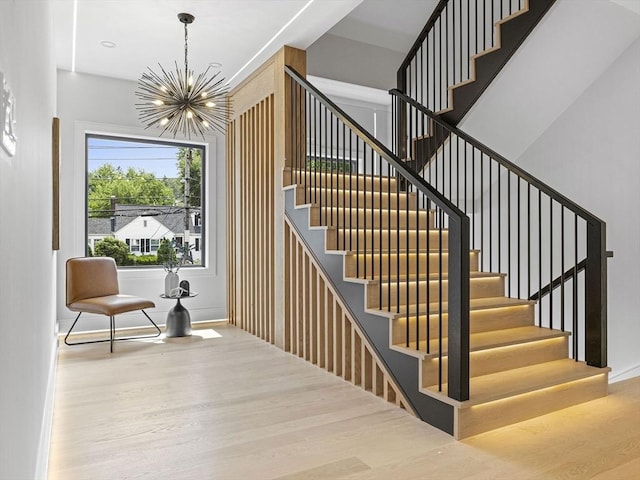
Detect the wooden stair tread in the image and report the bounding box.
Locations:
[353,270,504,284]
[368,296,532,318]
[342,249,480,256]
[393,325,568,358]
[423,359,609,407]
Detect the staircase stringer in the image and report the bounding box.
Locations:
[284,189,457,435]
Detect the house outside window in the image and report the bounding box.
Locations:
[86,134,206,267]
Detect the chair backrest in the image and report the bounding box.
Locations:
[66,257,120,306]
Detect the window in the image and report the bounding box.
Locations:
[86,134,206,267]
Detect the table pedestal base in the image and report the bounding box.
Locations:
[165,298,192,337]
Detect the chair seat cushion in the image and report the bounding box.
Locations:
[68,294,155,316]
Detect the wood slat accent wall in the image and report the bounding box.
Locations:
[226,46,306,346]
[284,219,413,411]
[227,96,275,339]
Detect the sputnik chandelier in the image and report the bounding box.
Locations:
[135,12,229,139]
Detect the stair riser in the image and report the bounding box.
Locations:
[345,251,479,279]
[454,373,609,439]
[421,337,569,387]
[391,304,534,345]
[297,187,416,210]
[327,229,447,252]
[367,276,505,309]
[285,170,398,192]
[310,207,434,229]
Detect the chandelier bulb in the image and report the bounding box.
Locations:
[206,101,215,108]
[152,100,164,106]
[160,118,169,126]
[202,120,209,127]
[186,110,193,119]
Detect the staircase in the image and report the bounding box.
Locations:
[283,55,609,437]
[228,1,610,439]
[284,165,608,438]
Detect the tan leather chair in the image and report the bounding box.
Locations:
[65,257,160,352]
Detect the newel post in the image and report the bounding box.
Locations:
[447,214,470,401]
[585,220,607,367]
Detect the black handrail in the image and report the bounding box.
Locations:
[531,251,613,301]
[390,89,605,226]
[285,65,471,401]
[390,88,608,368]
[530,259,586,302]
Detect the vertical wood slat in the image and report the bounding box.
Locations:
[284,220,411,413]
[227,95,276,342]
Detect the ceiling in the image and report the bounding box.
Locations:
[52,0,439,88]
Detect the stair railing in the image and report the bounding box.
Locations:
[391,89,607,368]
[285,66,472,401]
[398,0,525,118]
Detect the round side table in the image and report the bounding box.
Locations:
[160,293,198,338]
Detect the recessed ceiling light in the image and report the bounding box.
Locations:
[209,62,222,69]
[101,40,117,48]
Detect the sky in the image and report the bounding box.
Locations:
[87,136,184,179]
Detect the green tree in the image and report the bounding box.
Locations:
[156,238,177,266]
[94,237,134,266]
[88,164,176,217]
[176,148,202,207]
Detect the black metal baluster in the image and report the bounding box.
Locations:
[342,122,346,250]
[452,0,456,87]
[363,147,368,280]
[498,163,502,273]
[329,110,333,226]
[471,148,475,250]
[446,4,449,107]
[406,179,411,348]
[517,177,521,298]
[573,213,578,360]
[489,154,493,271]
[356,137,360,275]
[549,197,553,329]
[561,206,565,331]
[426,189,431,355]
[538,188,542,327]
[438,208,444,391]
[379,140,383,309]
[527,183,531,299]
[480,152,484,271]
[507,170,511,295]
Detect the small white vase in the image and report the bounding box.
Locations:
[165,271,179,296]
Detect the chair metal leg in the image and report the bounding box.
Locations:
[110,316,115,353]
[64,310,162,352]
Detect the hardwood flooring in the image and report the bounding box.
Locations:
[48,323,640,479]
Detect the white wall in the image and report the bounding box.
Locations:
[0,1,58,478]
[461,0,640,160]
[515,38,640,381]
[307,33,404,90]
[56,71,227,332]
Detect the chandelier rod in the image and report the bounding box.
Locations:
[184,19,189,81]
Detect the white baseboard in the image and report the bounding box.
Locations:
[610,363,640,383]
[35,335,58,480]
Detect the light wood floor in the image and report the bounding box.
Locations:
[48,323,640,480]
